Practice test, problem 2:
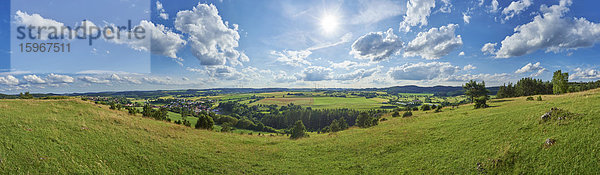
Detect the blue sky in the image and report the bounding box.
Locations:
[1,0,600,94]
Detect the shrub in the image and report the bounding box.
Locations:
[526,96,534,101]
[195,114,214,130]
[402,111,413,117]
[474,96,489,109]
[392,111,400,117]
[290,120,307,139]
[536,96,543,101]
[412,107,419,111]
[434,107,442,113]
[380,118,388,122]
[420,104,431,111]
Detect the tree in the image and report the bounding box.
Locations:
[392,111,400,117]
[464,80,490,109]
[195,113,214,130]
[552,70,569,94]
[356,112,373,128]
[463,80,490,103]
[290,120,307,139]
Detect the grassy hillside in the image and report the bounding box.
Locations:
[1,89,600,174]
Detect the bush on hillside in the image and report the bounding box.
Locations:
[420,104,431,111]
[526,96,534,101]
[290,120,307,139]
[392,111,400,117]
[402,111,413,117]
[536,96,543,101]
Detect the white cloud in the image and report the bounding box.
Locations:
[141,21,186,59]
[481,42,497,55]
[478,0,485,6]
[403,24,463,60]
[329,60,372,70]
[205,65,245,80]
[156,1,169,20]
[569,68,600,80]
[335,67,378,81]
[175,3,245,66]
[494,0,600,58]
[502,0,533,22]
[298,66,332,81]
[79,76,110,84]
[458,51,465,56]
[490,0,500,13]
[515,62,545,77]
[351,0,404,24]
[439,0,452,13]
[46,74,74,83]
[271,50,312,67]
[463,64,476,70]
[14,11,68,40]
[23,75,46,84]
[399,0,436,32]
[387,62,460,80]
[273,71,298,83]
[462,13,471,24]
[446,73,510,82]
[0,75,19,86]
[350,28,403,61]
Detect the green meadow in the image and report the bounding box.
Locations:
[1,89,600,174]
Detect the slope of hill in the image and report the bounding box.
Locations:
[1,89,600,174]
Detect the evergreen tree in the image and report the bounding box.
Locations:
[290,120,307,139]
[356,112,372,128]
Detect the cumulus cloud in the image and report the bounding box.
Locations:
[403,24,463,60]
[458,51,465,56]
[335,68,378,81]
[23,75,46,84]
[463,64,476,70]
[79,76,110,84]
[439,0,452,13]
[399,0,436,32]
[46,74,74,83]
[175,3,246,66]
[481,43,497,55]
[273,71,298,83]
[462,13,471,24]
[502,0,533,22]
[298,66,332,81]
[329,60,371,70]
[350,28,403,61]
[490,0,500,13]
[14,11,68,40]
[156,1,169,20]
[0,75,19,86]
[271,50,312,67]
[494,0,600,58]
[205,65,245,80]
[140,21,186,59]
[569,68,600,80]
[446,73,510,82]
[387,62,460,80]
[515,62,545,77]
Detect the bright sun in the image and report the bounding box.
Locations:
[320,14,339,33]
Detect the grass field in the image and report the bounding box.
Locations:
[252,96,390,110]
[1,89,600,173]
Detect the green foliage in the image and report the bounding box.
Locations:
[195,114,214,130]
[420,104,431,111]
[526,96,534,101]
[290,120,307,139]
[392,111,400,117]
[463,80,490,103]
[553,70,569,94]
[355,112,378,128]
[474,96,489,109]
[402,111,413,117]
[18,92,34,99]
[536,96,543,101]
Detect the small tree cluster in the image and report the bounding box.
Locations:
[464,80,490,109]
[420,104,431,111]
[195,113,214,130]
[402,111,413,117]
[355,112,379,128]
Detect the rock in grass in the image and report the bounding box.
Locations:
[540,112,551,121]
[544,138,556,148]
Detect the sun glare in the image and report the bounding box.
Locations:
[320,14,339,33]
